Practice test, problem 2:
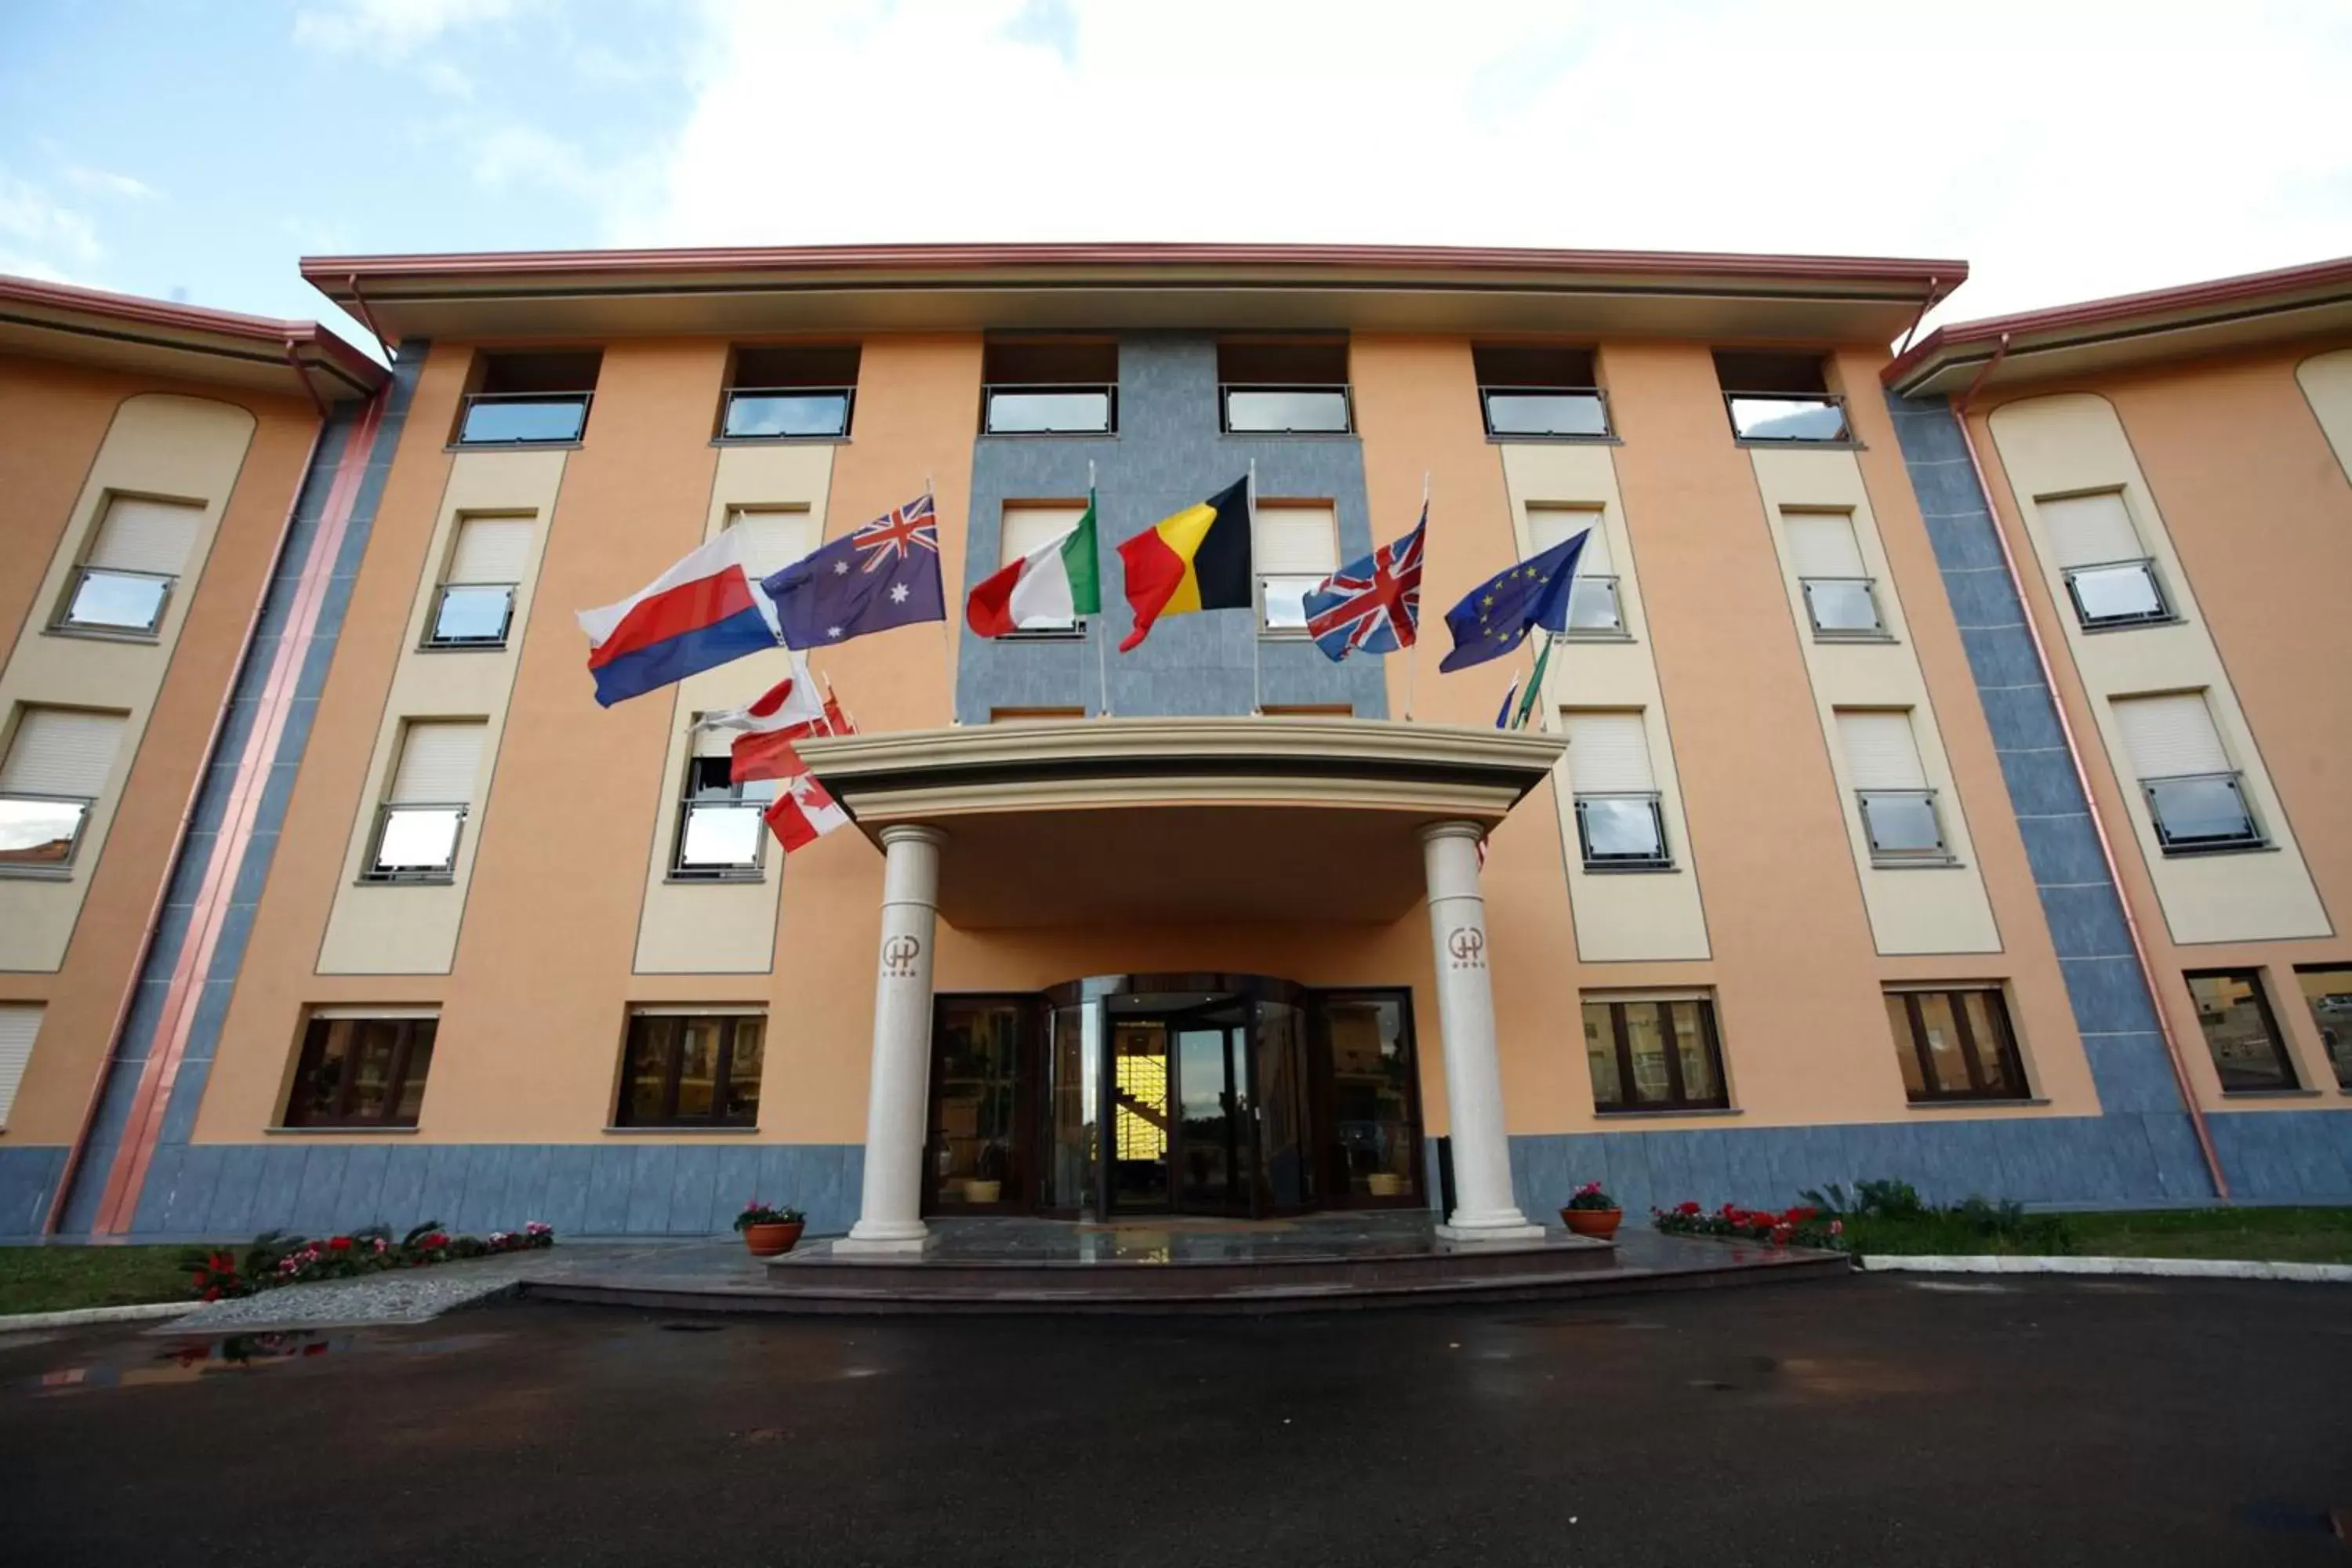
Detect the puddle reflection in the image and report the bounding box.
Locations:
[22,1329,508,1396]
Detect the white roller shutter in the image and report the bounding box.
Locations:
[1564,711,1655,792]
[2039,492,2143,568]
[2113,693,2229,779]
[0,1004,40,1127]
[1253,503,1338,575]
[724,506,817,579]
[389,720,485,804]
[446,516,533,585]
[691,722,736,760]
[1783,510,1867,578]
[2,709,125,797]
[1000,503,1087,567]
[1528,504,1606,571]
[1836,710,1927,789]
[86,496,202,576]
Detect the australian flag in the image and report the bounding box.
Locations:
[1302,507,1425,662]
[765,492,947,650]
[1437,527,1587,672]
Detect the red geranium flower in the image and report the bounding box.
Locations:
[1675,1201,1701,1216]
[328,1236,353,1251]
[201,1287,222,1301]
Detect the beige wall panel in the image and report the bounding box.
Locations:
[1987,392,2327,946]
[1748,446,2001,956]
[315,448,568,975]
[633,442,833,973]
[0,394,256,971]
[2296,348,2352,480]
[1498,443,1709,962]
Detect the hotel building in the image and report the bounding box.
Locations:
[0,245,2346,1243]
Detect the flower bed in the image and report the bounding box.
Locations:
[1653,1201,1842,1250]
[1650,1180,2075,1255]
[183,1221,554,1301]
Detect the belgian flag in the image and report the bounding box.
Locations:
[1116,477,1253,651]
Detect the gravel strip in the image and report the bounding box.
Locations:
[157,1251,555,1334]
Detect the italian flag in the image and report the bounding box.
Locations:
[964,491,1102,637]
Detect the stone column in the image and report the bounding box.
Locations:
[1421,821,1543,1243]
[836,824,946,1254]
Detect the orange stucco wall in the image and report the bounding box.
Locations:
[1966,339,2352,1107]
[0,354,318,1145]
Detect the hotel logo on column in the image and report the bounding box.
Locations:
[882,934,923,975]
[1446,927,1486,970]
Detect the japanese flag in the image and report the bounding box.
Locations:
[761,742,850,852]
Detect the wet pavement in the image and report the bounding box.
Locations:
[3,1273,2348,1565]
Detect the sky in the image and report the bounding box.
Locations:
[3,0,2349,358]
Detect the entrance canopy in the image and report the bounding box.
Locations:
[797,717,1565,927]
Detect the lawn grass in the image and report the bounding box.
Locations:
[0,1245,191,1316]
[2052,1207,2352,1265]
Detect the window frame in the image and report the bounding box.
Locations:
[53,564,176,640]
[0,790,96,877]
[280,1014,438,1129]
[1563,574,1627,639]
[454,390,593,447]
[1572,791,1672,871]
[361,801,469,884]
[718,385,856,442]
[1799,575,1889,640]
[1584,995,1731,1114]
[1218,383,1355,435]
[1722,390,1854,445]
[980,383,1117,436]
[2141,770,2266,855]
[423,582,518,650]
[1856,786,1955,866]
[2291,964,2352,1091]
[2185,968,2300,1094]
[669,753,775,883]
[613,1011,766,1129]
[1886,986,2031,1104]
[2063,556,2175,630]
[1477,384,1613,441]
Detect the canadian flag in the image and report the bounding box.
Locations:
[761,742,851,851]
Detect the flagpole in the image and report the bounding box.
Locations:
[1089,461,1111,719]
[926,474,958,726]
[1247,459,1261,716]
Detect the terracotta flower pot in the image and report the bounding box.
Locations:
[742,1221,804,1258]
[1561,1207,1622,1240]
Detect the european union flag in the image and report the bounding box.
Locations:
[1437,528,1587,673]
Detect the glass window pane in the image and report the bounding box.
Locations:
[2147,776,2256,846]
[1861,793,1943,855]
[1579,797,1664,863]
[1484,390,1607,437]
[1624,1004,1672,1104]
[1728,396,1849,441]
[985,390,1111,434]
[1886,996,1928,1098]
[1959,993,2014,1094]
[2188,972,2293,1091]
[292,1019,353,1123]
[1805,579,1882,633]
[1566,575,1621,633]
[431,584,514,644]
[347,1019,400,1120]
[2070,561,2165,622]
[675,1018,723,1119]
[1669,1002,1720,1102]
[2296,967,2352,1090]
[460,397,586,443]
[1261,575,1317,629]
[0,797,89,867]
[724,391,849,439]
[680,803,764,868]
[1582,1004,1622,1106]
[1323,996,1414,1199]
[65,570,169,632]
[1911,993,1974,1094]
[622,1017,677,1125]
[1225,389,1349,432]
[374,807,462,873]
[723,1018,764,1120]
[393,1022,435,1124]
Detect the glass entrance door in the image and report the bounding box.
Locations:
[1109,1020,1173,1211]
[1171,1011,1248,1214]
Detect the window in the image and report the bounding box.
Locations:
[1836,710,1951,864]
[1474,345,1609,438]
[1254,502,1338,633]
[1565,710,1669,869]
[365,720,484,882]
[1783,509,1885,637]
[722,345,858,440]
[672,736,775,881]
[457,351,600,445]
[2112,693,2263,853]
[724,504,817,581]
[1218,340,1351,433]
[616,1011,764,1127]
[1884,987,2029,1102]
[2040,492,2169,628]
[1528,505,1621,636]
[0,707,125,873]
[2292,965,2352,1090]
[281,1012,437,1128]
[2186,970,2298,1092]
[427,514,532,648]
[989,706,1087,721]
[56,495,202,636]
[1715,350,1850,443]
[994,503,1091,634]
[0,1004,41,1127]
[982,339,1116,434]
[1583,996,1729,1112]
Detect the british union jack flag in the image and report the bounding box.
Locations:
[1303,507,1425,662]
[851,492,939,573]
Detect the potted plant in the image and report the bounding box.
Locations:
[964,1140,1007,1204]
[1559,1181,1623,1240]
[734,1201,806,1257]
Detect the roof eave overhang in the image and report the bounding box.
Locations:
[1884,255,2352,398]
[0,274,387,404]
[299,242,1965,346]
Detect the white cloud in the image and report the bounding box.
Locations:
[615,0,2352,328]
[0,169,105,282]
[294,0,519,55]
[61,163,158,201]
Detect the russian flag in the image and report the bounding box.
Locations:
[575,530,779,706]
